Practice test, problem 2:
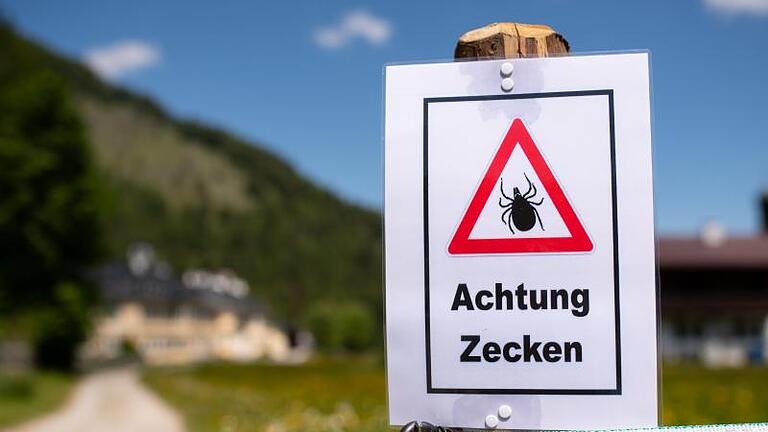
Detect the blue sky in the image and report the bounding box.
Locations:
[1,0,767,234]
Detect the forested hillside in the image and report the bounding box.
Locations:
[0,23,382,332]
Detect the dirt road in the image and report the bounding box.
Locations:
[6,367,184,432]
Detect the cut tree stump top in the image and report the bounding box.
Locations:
[455,22,570,60]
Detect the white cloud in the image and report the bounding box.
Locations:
[704,0,768,15]
[84,40,161,80]
[313,10,392,49]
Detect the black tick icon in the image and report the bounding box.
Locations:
[499,173,545,234]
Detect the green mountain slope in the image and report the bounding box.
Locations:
[0,23,382,326]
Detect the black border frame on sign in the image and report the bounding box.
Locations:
[422,90,621,395]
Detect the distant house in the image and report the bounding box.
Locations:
[659,219,768,367]
[82,244,310,366]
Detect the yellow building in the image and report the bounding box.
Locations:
[82,244,310,366]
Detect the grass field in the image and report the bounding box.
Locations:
[0,371,73,427]
[144,356,388,432]
[144,358,768,432]
[662,365,768,425]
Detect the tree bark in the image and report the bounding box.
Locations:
[454,22,569,60]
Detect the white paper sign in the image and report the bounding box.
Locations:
[384,53,657,430]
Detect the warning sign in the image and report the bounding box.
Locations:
[448,118,593,255]
[384,53,658,430]
[423,89,621,397]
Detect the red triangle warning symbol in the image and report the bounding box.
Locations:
[448,119,593,255]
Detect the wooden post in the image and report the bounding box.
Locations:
[454,22,569,60]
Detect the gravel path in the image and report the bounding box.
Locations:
[6,367,184,432]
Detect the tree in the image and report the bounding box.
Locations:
[305,301,376,352]
[0,71,105,369]
[0,72,105,310]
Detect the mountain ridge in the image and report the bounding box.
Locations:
[0,22,382,330]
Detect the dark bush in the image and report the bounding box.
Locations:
[119,338,139,358]
[32,283,91,371]
[306,301,375,352]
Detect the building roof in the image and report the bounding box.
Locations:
[659,235,768,269]
[94,262,264,318]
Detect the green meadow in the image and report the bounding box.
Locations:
[3,359,768,430]
[143,356,388,432]
[0,371,74,427]
[142,358,768,432]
